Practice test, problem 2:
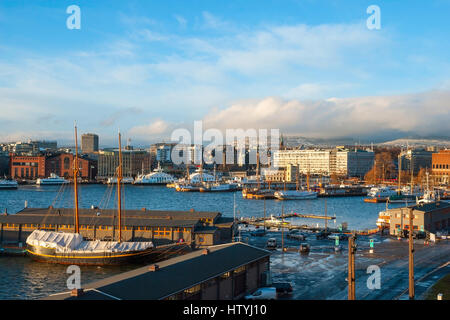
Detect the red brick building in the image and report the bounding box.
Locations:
[10,155,46,179]
[432,149,450,185]
[10,153,97,180]
[45,153,97,180]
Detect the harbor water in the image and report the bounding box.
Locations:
[0,184,406,299]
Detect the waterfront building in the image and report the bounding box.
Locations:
[398,148,433,175]
[45,153,97,180]
[334,147,375,178]
[81,133,99,153]
[432,149,450,185]
[9,153,97,180]
[262,164,298,182]
[273,147,374,177]
[0,208,235,248]
[388,201,450,236]
[9,154,46,179]
[273,149,332,175]
[44,242,270,300]
[98,148,151,178]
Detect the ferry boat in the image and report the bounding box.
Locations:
[274,190,318,200]
[26,127,182,266]
[0,179,18,189]
[36,173,69,185]
[134,164,175,185]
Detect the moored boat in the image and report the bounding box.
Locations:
[26,127,179,266]
[199,182,238,192]
[134,164,175,185]
[274,190,318,200]
[36,173,69,185]
[0,179,18,189]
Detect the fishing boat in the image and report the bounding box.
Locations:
[36,173,69,185]
[26,127,166,265]
[387,194,417,203]
[0,179,18,189]
[134,163,175,185]
[242,188,276,199]
[274,190,317,200]
[199,182,238,192]
[175,183,201,192]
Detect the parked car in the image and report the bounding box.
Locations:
[244,287,277,300]
[328,233,349,241]
[315,231,331,240]
[266,238,277,250]
[287,230,306,241]
[299,243,310,254]
[250,229,266,237]
[271,282,293,296]
[413,231,426,239]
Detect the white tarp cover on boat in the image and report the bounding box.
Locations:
[26,230,154,253]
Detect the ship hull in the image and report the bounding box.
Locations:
[26,243,190,266]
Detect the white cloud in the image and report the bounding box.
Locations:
[174,14,187,28]
[128,119,172,137]
[202,90,450,139]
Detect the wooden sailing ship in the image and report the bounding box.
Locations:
[26,127,185,265]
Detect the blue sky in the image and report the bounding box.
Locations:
[0,0,449,146]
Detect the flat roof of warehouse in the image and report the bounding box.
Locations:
[44,242,270,300]
[13,207,221,220]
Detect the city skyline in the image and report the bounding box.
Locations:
[0,1,449,146]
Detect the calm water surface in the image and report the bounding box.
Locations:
[0,184,405,299]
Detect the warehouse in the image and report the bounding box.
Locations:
[0,207,235,248]
[388,201,450,236]
[44,242,271,300]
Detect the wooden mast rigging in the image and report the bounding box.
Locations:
[117,131,123,243]
[73,124,80,234]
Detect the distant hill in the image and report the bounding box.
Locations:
[379,138,450,147]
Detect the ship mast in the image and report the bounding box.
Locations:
[117,131,123,243]
[73,124,80,234]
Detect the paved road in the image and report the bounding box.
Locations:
[328,239,450,300]
[244,230,450,300]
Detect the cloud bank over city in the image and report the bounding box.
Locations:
[0,1,449,146]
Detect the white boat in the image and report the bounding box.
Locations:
[0,179,18,189]
[274,190,318,200]
[367,186,397,198]
[199,182,238,192]
[189,169,216,183]
[36,173,69,185]
[107,177,134,184]
[417,172,436,204]
[134,166,175,185]
[376,210,391,229]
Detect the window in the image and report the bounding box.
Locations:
[64,157,70,170]
[234,266,246,274]
[184,284,201,294]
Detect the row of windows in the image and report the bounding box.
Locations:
[433,164,449,169]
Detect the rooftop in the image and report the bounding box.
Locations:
[44,242,270,300]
